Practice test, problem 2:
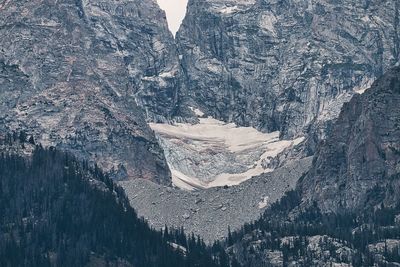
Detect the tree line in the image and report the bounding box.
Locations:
[0,133,239,267]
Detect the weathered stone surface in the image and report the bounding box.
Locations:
[177,0,400,141]
[300,67,400,212]
[0,0,173,184]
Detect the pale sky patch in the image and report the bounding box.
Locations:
[157,0,188,36]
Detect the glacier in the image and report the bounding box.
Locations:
[150,110,305,190]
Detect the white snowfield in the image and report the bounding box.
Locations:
[150,110,304,190]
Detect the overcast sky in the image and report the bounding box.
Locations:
[157,0,188,36]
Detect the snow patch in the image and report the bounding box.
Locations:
[206,135,304,188]
[260,12,277,36]
[210,0,256,15]
[170,167,207,191]
[36,19,60,27]
[159,69,176,78]
[219,6,239,14]
[354,76,374,95]
[167,242,187,254]
[189,106,205,117]
[151,117,281,153]
[258,196,269,209]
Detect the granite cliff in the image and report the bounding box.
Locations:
[300,66,400,212]
[0,0,178,184]
[177,0,399,142]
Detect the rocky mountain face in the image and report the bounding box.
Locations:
[224,68,400,266]
[177,0,400,141]
[1,1,400,265]
[0,0,176,184]
[81,0,190,122]
[300,66,400,213]
[3,0,398,186]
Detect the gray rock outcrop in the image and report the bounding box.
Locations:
[222,68,400,267]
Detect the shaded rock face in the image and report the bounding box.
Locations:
[177,0,400,140]
[300,67,400,212]
[0,0,172,184]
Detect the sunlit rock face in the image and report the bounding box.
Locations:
[150,109,304,190]
[0,0,174,184]
[177,0,400,142]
